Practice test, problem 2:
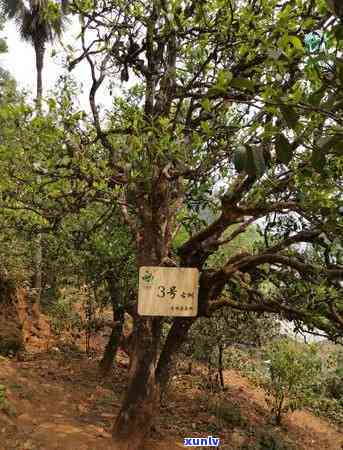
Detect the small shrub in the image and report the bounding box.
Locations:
[207,396,245,428]
[48,298,82,335]
[240,427,297,450]
[0,384,6,407]
[263,339,322,425]
[325,367,343,400]
[0,384,16,416]
[226,347,266,386]
[257,432,292,450]
[313,397,343,424]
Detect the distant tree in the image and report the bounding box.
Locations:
[0,14,11,100]
[188,309,280,389]
[0,68,17,104]
[62,206,137,375]
[264,339,322,425]
[0,0,69,301]
[0,26,29,281]
[0,0,69,104]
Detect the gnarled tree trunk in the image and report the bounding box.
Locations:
[112,311,195,449]
[112,218,186,449]
[112,128,189,448]
[112,316,162,450]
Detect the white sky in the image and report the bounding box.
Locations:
[0,21,111,111]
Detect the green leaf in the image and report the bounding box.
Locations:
[208,86,227,97]
[317,136,333,151]
[47,98,56,111]
[308,90,323,106]
[337,62,343,85]
[230,78,255,92]
[200,121,211,135]
[289,36,304,52]
[201,98,211,112]
[217,70,233,88]
[275,134,294,164]
[208,70,233,96]
[0,39,7,54]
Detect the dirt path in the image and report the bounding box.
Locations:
[0,354,118,450]
[0,354,342,450]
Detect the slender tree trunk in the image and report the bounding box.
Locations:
[45,269,58,303]
[32,234,42,312]
[187,361,192,375]
[155,317,195,393]
[99,276,124,377]
[275,395,284,425]
[208,355,213,385]
[99,317,124,376]
[218,342,225,389]
[35,41,44,110]
[32,41,45,309]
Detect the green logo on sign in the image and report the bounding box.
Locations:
[142,270,154,283]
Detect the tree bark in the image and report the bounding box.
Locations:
[34,40,44,110]
[110,221,211,449]
[111,221,174,449]
[32,233,42,314]
[99,276,125,377]
[32,40,45,308]
[112,141,189,448]
[156,317,195,393]
[112,316,162,450]
[218,342,225,389]
[99,317,124,377]
[187,361,192,375]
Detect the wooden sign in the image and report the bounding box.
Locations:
[138,267,199,317]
